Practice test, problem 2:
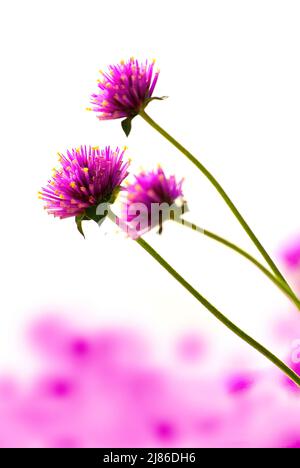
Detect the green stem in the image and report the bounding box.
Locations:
[139,109,293,294]
[135,236,300,387]
[175,218,300,310]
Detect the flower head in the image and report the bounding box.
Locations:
[122,167,184,237]
[88,58,160,129]
[39,146,129,233]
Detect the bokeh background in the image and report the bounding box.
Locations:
[1,0,300,447]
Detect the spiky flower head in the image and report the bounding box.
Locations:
[122,167,185,237]
[39,146,129,235]
[88,58,161,136]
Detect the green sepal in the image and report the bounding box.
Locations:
[85,205,108,224]
[75,206,108,237]
[121,96,167,137]
[144,96,168,108]
[75,214,86,238]
[109,186,121,204]
[75,188,123,236]
[121,117,133,137]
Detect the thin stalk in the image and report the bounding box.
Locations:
[139,109,293,295]
[175,218,300,310]
[135,235,300,387]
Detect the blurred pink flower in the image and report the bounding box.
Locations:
[281,237,300,270]
[0,316,299,448]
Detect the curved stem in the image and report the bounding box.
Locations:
[139,109,293,295]
[175,218,300,310]
[135,236,300,387]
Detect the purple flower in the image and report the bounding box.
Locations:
[88,58,160,134]
[281,238,300,270]
[122,167,184,237]
[39,146,129,233]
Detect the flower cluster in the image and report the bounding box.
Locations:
[38,57,300,412]
[122,167,184,236]
[39,146,129,219]
[88,58,159,121]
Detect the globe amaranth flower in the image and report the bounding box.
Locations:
[39,146,129,235]
[122,167,185,238]
[87,58,160,135]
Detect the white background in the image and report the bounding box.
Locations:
[1,0,300,375]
